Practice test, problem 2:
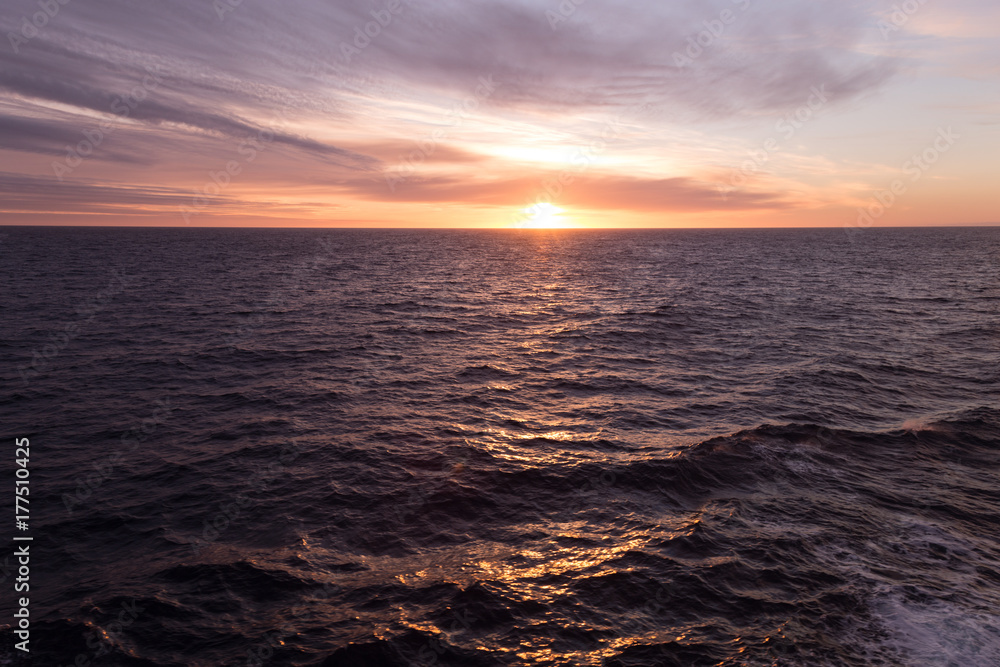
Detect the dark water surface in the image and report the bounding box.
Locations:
[2,226,999,666]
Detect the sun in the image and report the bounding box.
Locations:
[517,203,575,228]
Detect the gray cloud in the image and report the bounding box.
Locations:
[0,171,203,212]
[0,113,147,163]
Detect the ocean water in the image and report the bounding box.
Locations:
[1,226,999,666]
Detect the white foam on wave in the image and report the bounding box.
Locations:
[812,511,1000,666]
[873,592,1000,667]
[873,516,1000,666]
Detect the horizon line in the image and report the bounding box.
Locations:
[2,223,999,231]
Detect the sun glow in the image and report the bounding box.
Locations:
[517,203,575,228]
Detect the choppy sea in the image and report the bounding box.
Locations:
[2,226,999,666]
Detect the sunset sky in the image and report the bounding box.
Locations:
[0,0,997,228]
